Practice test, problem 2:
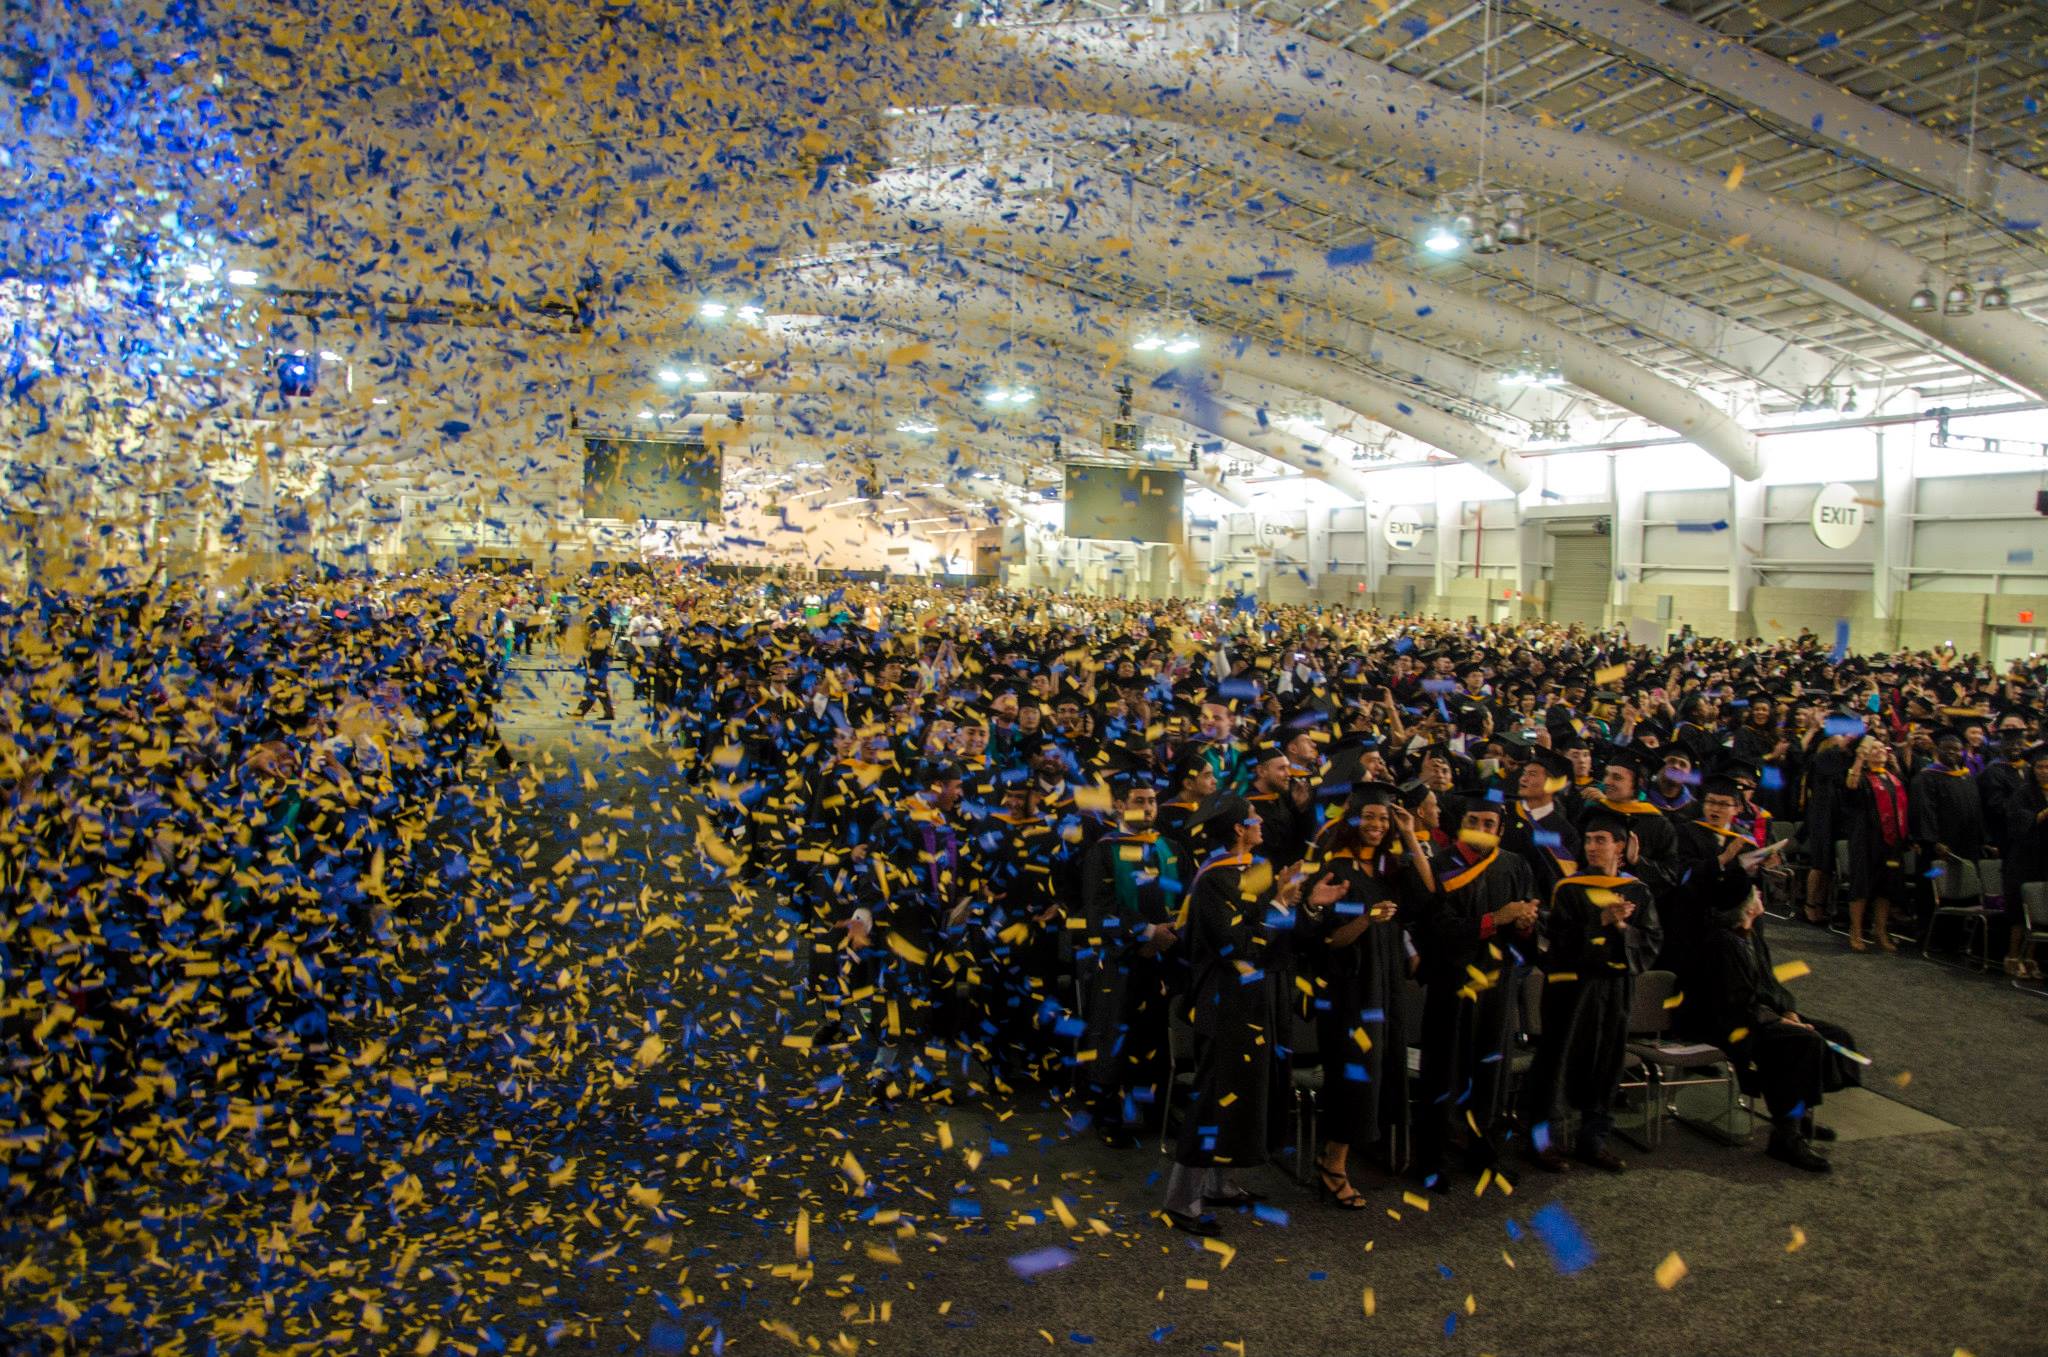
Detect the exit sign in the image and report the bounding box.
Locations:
[2022,609,2036,624]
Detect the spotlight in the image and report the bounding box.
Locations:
[736,304,763,322]
[1131,334,1165,352]
[1423,226,1462,254]
[638,409,656,420]
[182,263,215,284]
[226,269,260,286]
[896,419,938,435]
[658,369,681,385]
[1908,285,1938,314]
[1452,207,1477,239]
[1981,281,2011,311]
[983,387,1012,405]
[1943,279,1975,316]
[698,301,728,320]
[1163,335,1200,356]
[684,368,708,384]
[1471,219,1502,255]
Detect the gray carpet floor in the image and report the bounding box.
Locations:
[13,663,2041,1356]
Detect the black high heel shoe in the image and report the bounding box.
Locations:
[1315,1159,1371,1211]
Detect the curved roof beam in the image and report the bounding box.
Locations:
[1517,0,2048,239]
[845,169,1754,477]
[937,10,2047,400]
[712,319,1376,501]
[739,258,1532,490]
[880,105,1841,400]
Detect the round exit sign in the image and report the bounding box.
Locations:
[1810,482,1865,550]
[1383,506,1427,552]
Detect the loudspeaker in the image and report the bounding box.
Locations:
[2036,489,2048,516]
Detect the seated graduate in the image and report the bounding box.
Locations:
[1677,879,1862,1173]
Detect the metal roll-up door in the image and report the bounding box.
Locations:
[1549,533,1611,628]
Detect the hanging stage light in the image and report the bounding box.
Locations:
[1943,278,1976,317]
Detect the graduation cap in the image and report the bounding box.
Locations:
[1183,792,1254,846]
[2026,743,2048,766]
[1527,746,1572,782]
[1700,773,1746,801]
[1601,743,1657,784]
[1579,803,1635,842]
[1715,753,1765,784]
[1346,780,1402,809]
[1169,748,1213,791]
[1317,743,1372,803]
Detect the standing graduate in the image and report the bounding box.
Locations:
[1413,802,1541,1187]
[1909,729,1987,899]
[1501,746,1583,898]
[1161,794,1342,1236]
[1078,767,1189,1148]
[1294,783,1432,1207]
[1244,743,1311,871]
[1522,805,1661,1174]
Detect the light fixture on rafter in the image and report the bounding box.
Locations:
[1980,277,2011,310]
[1943,278,1976,317]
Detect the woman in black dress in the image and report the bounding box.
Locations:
[1295,784,1433,1207]
[1161,794,1342,1236]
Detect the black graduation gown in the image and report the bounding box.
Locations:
[1078,831,1190,1122]
[1908,765,1986,860]
[1523,874,1656,1129]
[1415,846,1538,1168]
[2005,779,2048,895]
[1500,801,1581,899]
[1840,773,1912,900]
[1173,855,1282,1170]
[1680,922,1861,1120]
[1660,819,1760,970]
[1294,848,1420,1151]
[1801,739,1853,851]
[1246,788,1311,872]
[1979,758,2030,859]
[968,810,1068,1061]
[1575,796,1683,898]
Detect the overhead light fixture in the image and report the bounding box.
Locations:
[638,409,656,420]
[896,419,938,435]
[1499,350,1564,388]
[1423,225,1462,254]
[684,368,708,385]
[319,350,341,362]
[1943,278,1975,316]
[657,368,681,385]
[1909,284,1938,314]
[698,301,728,320]
[1131,334,1165,352]
[1470,216,1503,255]
[735,304,763,323]
[182,263,215,284]
[1163,335,1200,356]
[371,397,389,406]
[1497,194,1530,246]
[1452,207,1477,239]
[1981,281,2011,311]
[226,268,259,286]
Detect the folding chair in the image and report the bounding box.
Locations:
[2018,882,2048,997]
[1760,820,1802,919]
[1920,858,1992,971]
[1288,1010,1324,1183]
[1622,969,1752,1147]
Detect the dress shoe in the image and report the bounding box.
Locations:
[1527,1145,1572,1173]
[1575,1145,1627,1174]
[1766,1132,1831,1173]
[1163,1209,1221,1237]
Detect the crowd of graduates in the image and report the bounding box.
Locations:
[0,570,510,1203]
[560,573,2048,1235]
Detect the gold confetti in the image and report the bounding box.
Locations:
[1655,1252,1689,1290]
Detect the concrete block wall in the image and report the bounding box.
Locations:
[1898,591,1986,654]
[1623,583,1738,640]
[1747,586,1883,651]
